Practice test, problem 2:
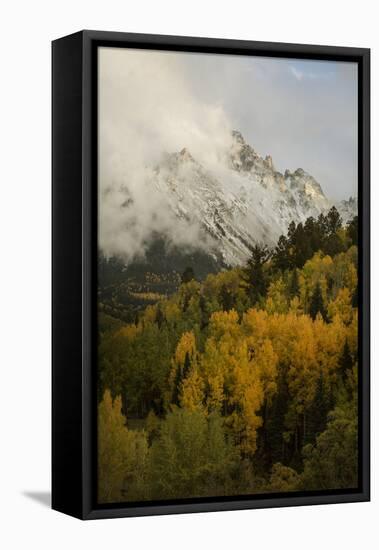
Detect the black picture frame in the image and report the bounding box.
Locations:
[52,30,370,520]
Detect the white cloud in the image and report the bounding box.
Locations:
[98,47,234,260]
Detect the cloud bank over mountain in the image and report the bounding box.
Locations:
[98,47,358,262]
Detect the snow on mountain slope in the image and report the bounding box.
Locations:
[149,131,357,266]
[336,197,358,224]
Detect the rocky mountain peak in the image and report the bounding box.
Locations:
[179,147,194,162]
[337,196,358,223]
[231,129,245,144]
[230,130,260,173]
[147,131,356,265]
[294,168,306,177]
[283,167,326,201]
[264,155,274,171]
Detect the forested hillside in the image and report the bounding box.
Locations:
[98,207,359,503]
[98,236,223,324]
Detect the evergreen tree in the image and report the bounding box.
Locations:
[172,366,183,406]
[325,206,343,234]
[338,340,354,382]
[183,351,191,380]
[304,375,329,446]
[316,212,328,240]
[241,244,271,305]
[309,282,327,320]
[181,266,195,284]
[347,216,358,246]
[199,294,209,329]
[324,233,345,257]
[287,220,297,244]
[326,275,334,297]
[302,399,358,491]
[289,268,300,298]
[172,352,192,406]
[273,235,291,271]
[292,223,313,267]
[323,207,344,256]
[304,216,323,255]
[155,306,165,329]
[264,366,290,465]
[352,285,358,308]
[220,284,234,311]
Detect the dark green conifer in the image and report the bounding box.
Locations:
[181,266,195,284]
[309,282,327,320]
[220,284,234,311]
[338,340,354,381]
[289,268,300,298]
[241,244,271,305]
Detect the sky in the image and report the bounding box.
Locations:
[98,46,358,259]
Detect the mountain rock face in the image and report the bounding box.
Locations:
[336,196,358,224]
[149,131,357,266]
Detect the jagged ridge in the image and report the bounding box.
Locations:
[149,131,357,265]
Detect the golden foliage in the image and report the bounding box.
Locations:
[98,390,148,503]
[328,288,353,324]
[174,331,196,366]
[116,324,141,341]
[180,368,205,411]
[98,242,359,501]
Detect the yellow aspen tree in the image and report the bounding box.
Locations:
[313,314,346,391]
[242,308,270,347]
[200,337,225,412]
[208,309,240,340]
[229,340,264,456]
[287,315,318,412]
[328,288,353,325]
[300,253,332,309]
[265,278,288,314]
[266,312,297,366]
[98,390,148,503]
[201,311,242,414]
[142,304,158,325]
[180,367,205,411]
[168,331,197,404]
[116,323,142,341]
[163,301,181,324]
[174,331,197,365]
[289,296,303,316]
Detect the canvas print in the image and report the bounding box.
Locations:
[97,47,359,504]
